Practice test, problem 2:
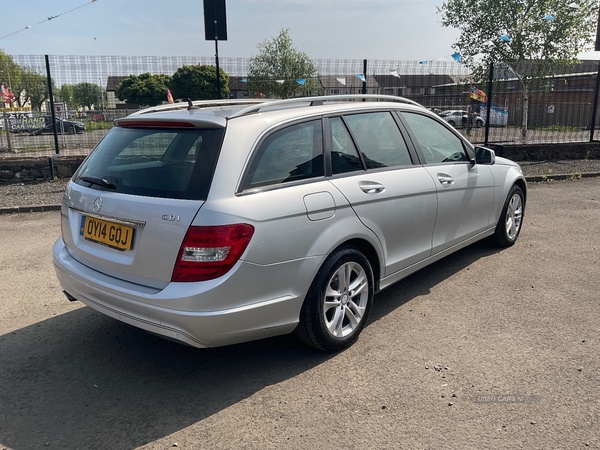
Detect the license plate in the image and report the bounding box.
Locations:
[80,215,134,251]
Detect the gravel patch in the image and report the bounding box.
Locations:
[1,159,599,210]
[0,179,69,209]
[518,159,600,177]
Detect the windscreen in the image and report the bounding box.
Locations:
[73,126,225,200]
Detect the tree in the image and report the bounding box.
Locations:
[248,29,320,99]
[11,66,52,111]
[115,73,172,107]
[0,49,21,96]
[72,82,105,110]
[58,84,75,106]
[438,0,597,138]
[169,65,229,101]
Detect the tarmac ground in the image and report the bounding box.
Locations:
[0,178,598,449]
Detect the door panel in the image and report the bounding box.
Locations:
[330,168,437,276]
[327,113,437,277]
[401,112,496,254]
[424,164,495,253]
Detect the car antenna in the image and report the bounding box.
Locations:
[187,99,199,110]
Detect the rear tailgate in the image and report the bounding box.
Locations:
[61,186,203,289]
[61,122,225,290]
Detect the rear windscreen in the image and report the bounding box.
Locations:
[73,127,225,200]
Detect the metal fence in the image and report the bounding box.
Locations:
[1,55,599,157]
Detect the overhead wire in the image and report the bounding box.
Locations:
[0,0,98,41]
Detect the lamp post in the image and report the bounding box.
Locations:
[203,0,227,100]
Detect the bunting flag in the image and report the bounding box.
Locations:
[499,34,511,42]
[166,89,174,104]
[407,52,465,67]
[543,14,555,21]
[336,77,346,85]
[389,70,400,79]
[243,77,319,84]
[356,74,366,82]
[469,86,488,103]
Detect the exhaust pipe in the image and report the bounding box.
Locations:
[63,290,78,302]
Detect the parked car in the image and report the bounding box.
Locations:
[439,110,485,128]
[30,116,85,135]
[53,95,526,351]
[8,114,84,135]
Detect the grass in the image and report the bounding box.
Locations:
[536,125,581,133]
[14,144,55,153]
[82,120,113,131]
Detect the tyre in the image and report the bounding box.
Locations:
[295,246,374,351]
[447,120,456,127]
[476,119,484,128]
[493,185,525,247]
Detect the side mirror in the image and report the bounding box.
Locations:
[474,146,495,165]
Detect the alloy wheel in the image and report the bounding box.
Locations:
[323,261,369,338]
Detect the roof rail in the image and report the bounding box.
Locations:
[228,94,424,119]
[128,99,267,116]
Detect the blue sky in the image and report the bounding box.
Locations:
[1,0,462,61]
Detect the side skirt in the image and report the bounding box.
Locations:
[378,228,495,292]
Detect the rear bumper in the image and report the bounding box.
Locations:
[53,238,318,348]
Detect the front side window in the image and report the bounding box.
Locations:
[244,120,324,189]
[402,112,469,164]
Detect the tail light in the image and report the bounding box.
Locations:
[171,224,254,282]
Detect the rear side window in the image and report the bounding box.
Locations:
[73,127,224,200]
[330,117,364,175]
[244,120,324,189]
[344,112,412,169]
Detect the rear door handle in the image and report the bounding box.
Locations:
[359,181,385,194]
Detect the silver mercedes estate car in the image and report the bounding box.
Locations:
[53,95,526,351]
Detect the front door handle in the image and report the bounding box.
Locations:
[359,181,385,194]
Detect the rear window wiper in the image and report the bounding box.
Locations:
[79,176,117,190]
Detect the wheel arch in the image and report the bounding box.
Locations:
[514,178,527,198]
[513,178,527,206]
[330,238,382,293]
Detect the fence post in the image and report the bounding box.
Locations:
[589,60,600,141]
[362,59,367,100]
[484,62,494,146]
[589,6,600,141]
[2,112,12,152]
[45,55,60,155]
